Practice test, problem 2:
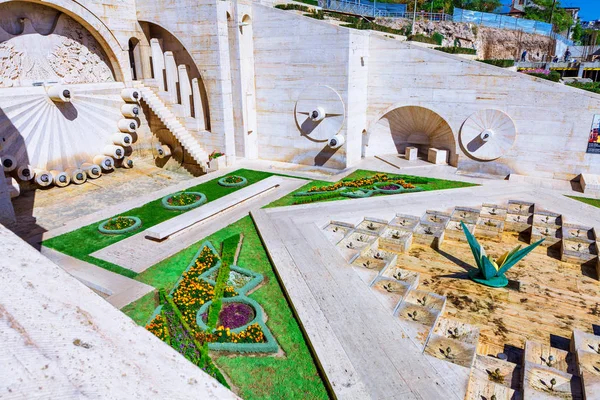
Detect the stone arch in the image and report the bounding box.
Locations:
[0,0,129,82]
[365,105,457,165]
[139,20,211,130]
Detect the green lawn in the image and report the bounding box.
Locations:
[43,169,275,278]
[267,169,477,208]
[566,195,600,208]
[122,216,330,400]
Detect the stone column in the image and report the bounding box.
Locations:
[150,39,165,91]
[164,52,179,104]
[178,65,192,118]
[192,78,207,131]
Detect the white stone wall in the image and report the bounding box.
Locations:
[365,36,600,179]
[252,5,351,169]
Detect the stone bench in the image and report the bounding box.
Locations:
[427,148,448,165]
[145,176,283,240]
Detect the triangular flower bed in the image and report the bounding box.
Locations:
[147,240,278,354]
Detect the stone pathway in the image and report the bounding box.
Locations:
[90,176,307,273]
[40,247,154,309]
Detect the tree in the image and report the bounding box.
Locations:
[523,0,573,33]
[572,21,583,43]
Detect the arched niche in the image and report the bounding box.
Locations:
[365,105,458,165]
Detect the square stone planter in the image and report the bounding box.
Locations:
[413,222,445,248]
[395,289,446,350]
[322,221,355,245]
[508,200,535,215]
[208,156,226,170]
[561,240,598,264]
[471,355,522,392]
[480,203,508,221]
[350,253,390,285]
[356,217,388,235]
[370,277,412,312]
[475,217,505,242]
[533,210,562,229]
[523,361,580,400]
[451,206,480,224]
[420,210,451,227]
[389,214,420,231]
[445,220,475,241]
[504,212,533,234]
[380,265,419,289]
[424,333,477,368]
[531,225,562,247]
[525,341,576,375]
[336,230,378,261]
[378,227,413,254]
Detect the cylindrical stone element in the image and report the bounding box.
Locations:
[93,155,115,171]
[81,163,102,179]
[104,145,125,160]
[66,168,87,185]
[34,169,52,187]
[121,104,140,118]
[50,170,70,187]
[111,133,133,147]
[17,165,34,181]
[7,177,19,198]
[47,85,72,102]
[157,144,171,158]
[1,155,17,172]
[328,134,345,149]
[118,118,138,133]
[121,88,140,103]
[121,157,134,169]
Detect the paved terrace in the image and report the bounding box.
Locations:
[251,181,600,399]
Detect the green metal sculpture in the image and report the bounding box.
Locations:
[461,222,544,288]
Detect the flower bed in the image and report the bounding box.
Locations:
[147,241,278,355]
[98,216,142,234]
[202,302,256,329]
[373,182,405,194]
[218,175,248,188]
[161,191,207,211]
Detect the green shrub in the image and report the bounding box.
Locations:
[305,9,324,19]
[478,59,515,68]
[435,47,477,55]
[526,71,561,82]
[567,81,600,94]
[407,34,439,45]
[432,32,444,45]
[275,4,310,11]
[297,0,318,5]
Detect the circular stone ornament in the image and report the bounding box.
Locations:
[460,109,517,161]
[161,191,207,211]
[218,175,248,188]
[98,216,142,235]
[295,85,345,142]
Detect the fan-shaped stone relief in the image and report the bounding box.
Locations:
[459,109,517,161]
[0,14,114,88]
[295,85,345,142]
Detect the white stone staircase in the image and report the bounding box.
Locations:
[135,83,209,169]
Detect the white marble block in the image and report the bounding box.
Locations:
[164,52,179,104]
[580,173,600,194]
[150,39,165,91]
[405,146,418,161]
[192,78,207,131]
[178,65,192,118]
[427,148,448,165]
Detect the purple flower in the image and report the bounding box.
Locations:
[217,303,255,329]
